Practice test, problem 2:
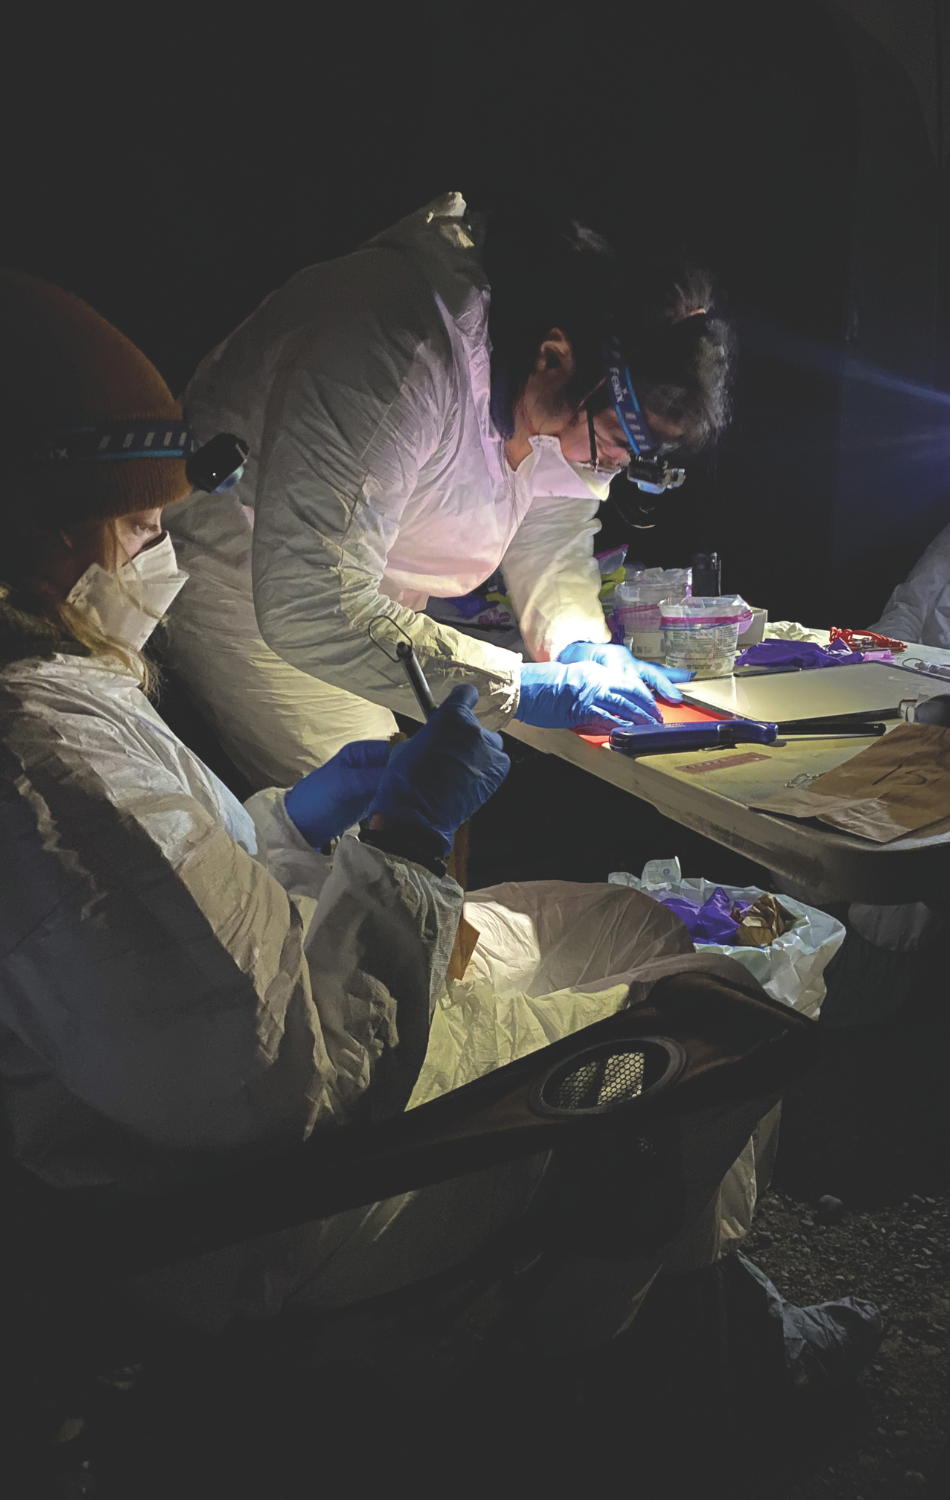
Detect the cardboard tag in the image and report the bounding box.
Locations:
[446,915,479,980]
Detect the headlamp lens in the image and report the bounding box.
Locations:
[626,455,686,494]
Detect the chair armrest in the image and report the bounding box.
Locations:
[4,972,819,1281]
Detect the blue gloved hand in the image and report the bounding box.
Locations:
[284,740,391,848]
[368,684,510,857]
[515,659,669,731]
[557,641,692,709]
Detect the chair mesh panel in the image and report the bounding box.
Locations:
[542,1048,647,1111]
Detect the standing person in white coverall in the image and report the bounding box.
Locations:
[0,270,783,1343]
[165,193,734,786]
[843,524,950,989]
[870,518,950,648]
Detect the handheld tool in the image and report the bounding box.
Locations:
[609,720,778,755]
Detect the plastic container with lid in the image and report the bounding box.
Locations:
[613,567,691,660]
[660,596,754,675]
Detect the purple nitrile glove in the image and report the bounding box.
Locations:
[734,640,877,671]
[657,886,750,944]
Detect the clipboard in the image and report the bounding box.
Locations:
[682,661,931,724]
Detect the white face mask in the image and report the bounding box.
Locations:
[525,434,618,498]
[66,532,189,652]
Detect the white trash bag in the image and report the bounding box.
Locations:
[608,861,845,1018]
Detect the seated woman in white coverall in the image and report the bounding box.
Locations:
[0,271,771,1346]
[165,192,734,787]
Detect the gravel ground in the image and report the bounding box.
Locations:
[743,1191,949,1497]
[23,1190,946,1499]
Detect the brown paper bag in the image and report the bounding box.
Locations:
[733,893,794,947]
[754,723,950,842]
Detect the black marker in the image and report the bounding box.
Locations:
[396,640,437,720]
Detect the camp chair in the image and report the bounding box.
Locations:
[1,970,818,1483]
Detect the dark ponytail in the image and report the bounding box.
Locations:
[613,263,734,451]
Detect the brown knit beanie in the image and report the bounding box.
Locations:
[0,268,192,522]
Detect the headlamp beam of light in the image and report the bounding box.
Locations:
[603,338,686,497]
[743,317,950,429]
[30,421,249,495]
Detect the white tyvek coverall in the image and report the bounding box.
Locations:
[858,525,950,968]
[871,519,950,647]
[0,654,771,1340]
[165,192,612,786]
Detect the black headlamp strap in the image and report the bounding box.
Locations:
[33,420,195,464]
[604,336,658,456]
[600,336,687,501]
[29,421,249,494]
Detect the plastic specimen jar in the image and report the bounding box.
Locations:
[614,569,691,660]
[660,596,755,675]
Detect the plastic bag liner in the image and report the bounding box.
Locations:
[609,873,845,1018]
[736,1254,882,1390]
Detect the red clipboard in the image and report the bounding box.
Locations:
[576,701,729,748]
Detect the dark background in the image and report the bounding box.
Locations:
[5,17,950,1491]
[5,0,950,631]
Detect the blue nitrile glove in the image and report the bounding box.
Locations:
[557,641,693,708]
[284,740,391,847]
[367,684,510,857]
[516,660,668,730]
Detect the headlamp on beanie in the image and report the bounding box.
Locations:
[31,420,249,495]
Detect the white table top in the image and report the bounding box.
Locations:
[504,640,950,904]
